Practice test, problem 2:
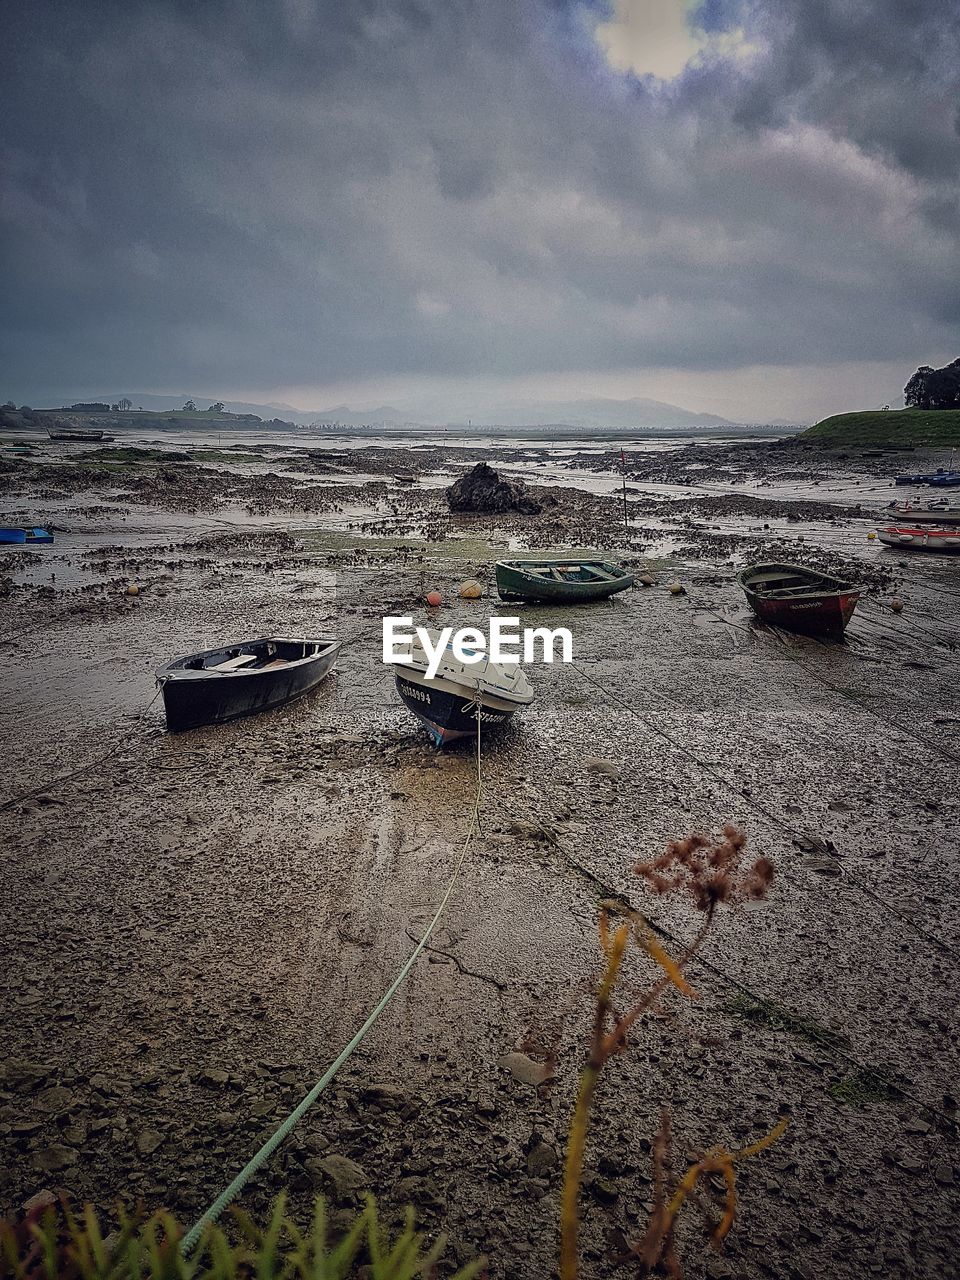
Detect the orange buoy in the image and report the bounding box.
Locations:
[425,590,442,607]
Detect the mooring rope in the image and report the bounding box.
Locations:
[179,702,485,1256]
[568,658,957,959]
[0,687,164,815]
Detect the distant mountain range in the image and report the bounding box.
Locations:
[49,391,764,430]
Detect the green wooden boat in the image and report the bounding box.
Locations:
[495,558,634,604]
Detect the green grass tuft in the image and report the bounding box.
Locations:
[0,1193,485,1280]
[828,1065,903,1107]
[723,994,850,1054]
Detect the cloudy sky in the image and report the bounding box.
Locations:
[2,0,959,421]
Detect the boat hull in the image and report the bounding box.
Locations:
[394,672,521,745]
[745,591,860,641]
[737,563,861,642]
[0,528,27,544]
[882,503,960,525]
[157,639,339,732]
[878,527,960,553]
[496,559,633,604]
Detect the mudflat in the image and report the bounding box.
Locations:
[2,431,958,1278]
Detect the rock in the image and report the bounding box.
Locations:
[667,582,686,595]
[22,1189,58,1215]
[35,1086,75,1115]
[498,1052,553,1087]
[525,1140,558,1177]
[446,462,542,515]
[932,1160,954,1186]
[584,758,619,778]
[33,1145,78,1173]
[124,584,140,596]
[890,597,904,613]
[198,1067,231,1086]
[136,1129,165,1155]
[315,1153,368,1199]
[585,1174,619,1205]
[361,1084,411,1111]
[0,1061,51,1088]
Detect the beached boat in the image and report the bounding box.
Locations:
[46,428,105,441]
[895,468,960,486]
[156,636,340,732]
[877,527,960,553]
[386,629,534,746]
[495,558,634,604]
[737,563,862,641]
[882,498,960,525]
[0,527,51,544]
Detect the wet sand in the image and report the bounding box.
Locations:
[1,434,959,1279]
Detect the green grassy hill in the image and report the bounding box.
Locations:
[801,409,960,446]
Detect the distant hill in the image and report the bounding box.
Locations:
[801,409,960,446]
[41,391,744,430]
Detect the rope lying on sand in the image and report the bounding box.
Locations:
[568,655,957,960]
[178,700,485,1256]
[0,687,163,815]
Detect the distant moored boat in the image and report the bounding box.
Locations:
[882,498,960,525]
[46,427,105,441]
[877,527,960,553]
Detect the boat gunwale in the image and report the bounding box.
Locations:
[736,562,858,602]
[157,636,340,681]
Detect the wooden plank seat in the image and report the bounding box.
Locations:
[207,653,258,671]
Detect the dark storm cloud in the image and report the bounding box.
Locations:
[1,0,958,400]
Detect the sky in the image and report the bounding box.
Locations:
[2,0,959,422]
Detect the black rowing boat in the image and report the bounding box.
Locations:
[156,636,339,731]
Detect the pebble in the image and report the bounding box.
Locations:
[314,1152,368,1199]
[584,757,619,778]
[498,1053,553,1087]
[135,1130,165,1155]
[33,1145,78,1173]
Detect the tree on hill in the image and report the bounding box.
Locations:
[208,401,225,412]
[904,357,960,409]
[182,398,196,411]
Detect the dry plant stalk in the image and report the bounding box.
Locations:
[634,1111,789,1276]
[559,825,777,1280]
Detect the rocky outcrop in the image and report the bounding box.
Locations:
[446,462,542,514]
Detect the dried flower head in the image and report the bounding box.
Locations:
[634,825,773,917]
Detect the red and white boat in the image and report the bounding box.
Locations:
[737,563,862,641]
[877,527,960,553]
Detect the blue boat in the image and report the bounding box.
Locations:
[0,527,53,544]
[895,468,960,487]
